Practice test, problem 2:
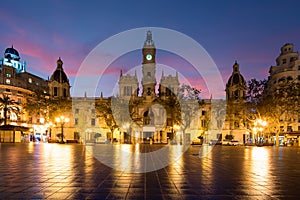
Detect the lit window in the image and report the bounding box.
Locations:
[28,78,32,83]
[6,79,10,84]
[6,73,11,78]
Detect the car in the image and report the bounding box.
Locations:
[227,140,243,146]
[209,140,222,145]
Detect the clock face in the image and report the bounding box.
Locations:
[146,54,152,61]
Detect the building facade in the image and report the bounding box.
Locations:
[267,43,300,145]
[0,46,74,142]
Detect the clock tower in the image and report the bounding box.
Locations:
[142,31,156,97]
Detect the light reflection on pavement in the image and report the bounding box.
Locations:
[0,143,300,199]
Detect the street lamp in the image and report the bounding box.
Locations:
[253,119,267,144]
[55,116,69,144]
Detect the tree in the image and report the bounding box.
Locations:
[245,79,267,140]
[23,91,50,123]
[95,97,119,141]
[262,80,300,146]
[246,78,300,146]
[168,84,204,144]
[0,94,20,125]
[47,98,72,121]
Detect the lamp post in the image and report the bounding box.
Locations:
[253,119,267,144]
[55,116,69,144]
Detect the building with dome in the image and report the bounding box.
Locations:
[0,46,71,142]
[48,57,71,99]
[266,43,300,144]
[0,46,26,73]
[222,61,247,143]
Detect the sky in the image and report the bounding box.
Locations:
[1,0,300,98]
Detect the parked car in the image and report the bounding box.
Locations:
[209,140,222,146]
[227,140,243,146]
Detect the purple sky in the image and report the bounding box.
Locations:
[1,0,300,98]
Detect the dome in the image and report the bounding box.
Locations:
[227,62,246,87]
[4,46,20,61]
[50,58,69,83]
[227,73,245,86]
[51,70,69,83]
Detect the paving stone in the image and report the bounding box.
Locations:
[0,143,300,199]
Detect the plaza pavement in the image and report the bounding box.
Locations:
[0,143,300,199]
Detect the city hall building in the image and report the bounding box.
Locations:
[1,34,299,145]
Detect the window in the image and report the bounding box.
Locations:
[6,73,11,78]
[290,57,294,62]
[36,82,39,86]
[282,59,286,64]
[91,118,95,126]
[5,79,10,84]
[63,88,67,97]
[28,78,32,83]
[287,126,293,132]
[91,109,95,114]
[280,126,284,131]
[234,121,239,128]
[201,120,207,128]
[143,111,150,125]
[75,108,79,114]
[166,88,171,96]
[6,89,10,92]
[217,120,223,129]
[298,66,300,70]
[234,90,239,99]
[147,87,151,96]
[166,118,172,126]
[17,98,21,104]
[123,86,132,96]
[202,110,206,116]
[54,87,58,96]
[298,126,300,131]
[298,75,300,81]
[147,72,151,77]
[75,118,78,125]
[74,132,80,140]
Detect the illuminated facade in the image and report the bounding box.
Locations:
[267,43,300,143]
[0,46,73,142]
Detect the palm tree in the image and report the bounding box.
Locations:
[0,94,20,125]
